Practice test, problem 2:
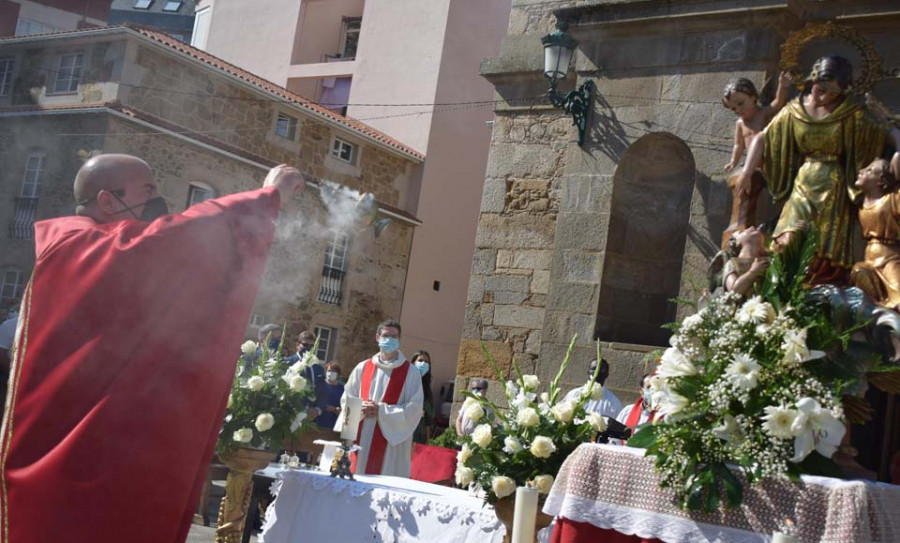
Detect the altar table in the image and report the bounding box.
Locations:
[544,443,900,543]
[257,466,506,543]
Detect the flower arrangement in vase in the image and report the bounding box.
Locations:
[454,337,608,504]
[217,329,319,454]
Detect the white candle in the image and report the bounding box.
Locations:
[341,396,363,441]
[772,533,797,543]
[511,486,538,543]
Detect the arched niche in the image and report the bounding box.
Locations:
[595,133,695,346]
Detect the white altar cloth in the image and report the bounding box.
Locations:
[258,467,506,543]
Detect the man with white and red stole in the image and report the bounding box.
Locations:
[616,374,657,433]
[337,319,423,476]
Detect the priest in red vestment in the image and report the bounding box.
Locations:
[0,155,305,543]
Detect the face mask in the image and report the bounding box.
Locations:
[414,361,430,376]
[298,344,313,355]
[269,338,281,351]
[111,193,169,221]
[642,387,653,407]
[326,371,338,382]
[378,336,399,353]
[471,389,484,397]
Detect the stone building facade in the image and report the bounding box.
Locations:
[459,0,900,414]
[0,24,424,366]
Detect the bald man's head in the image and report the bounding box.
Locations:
[74,154,163,222]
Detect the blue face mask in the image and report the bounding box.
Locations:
[269,338,281,352]
[414,361,430,376]
[378,336,400,353]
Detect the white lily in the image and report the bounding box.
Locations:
[789,398,846,462]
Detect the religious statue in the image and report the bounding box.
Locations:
[737,55,900,284]
[719,73,791,248]
[851,158,900,311]
[723,226,770,296]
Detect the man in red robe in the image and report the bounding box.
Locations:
[0,155,304,543]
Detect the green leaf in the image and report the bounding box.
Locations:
[550,335,579,405]
[712,463,743,510]
[480,341,507,382]
[797,451,845,479]
[625,424,658,449]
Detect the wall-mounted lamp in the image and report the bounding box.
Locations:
[541,21,595,147]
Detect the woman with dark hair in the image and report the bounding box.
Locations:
[738,55,900,284]
[411,350,434,444]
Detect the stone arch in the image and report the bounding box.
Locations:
[595,133,695,346]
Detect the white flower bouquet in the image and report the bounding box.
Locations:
[217,330,318,453]
[455,338,608,504]
[628,233,878,511]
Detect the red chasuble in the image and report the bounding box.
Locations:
[352,358,410,475]
[0,187,280,543]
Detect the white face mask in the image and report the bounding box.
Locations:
[327,371,338,382]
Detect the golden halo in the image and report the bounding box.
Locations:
[779,21,883,95]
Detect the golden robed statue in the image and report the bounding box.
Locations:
[738,55,900,284]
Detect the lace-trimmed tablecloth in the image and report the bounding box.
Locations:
[258,467,504,543]
[544,443,900,543]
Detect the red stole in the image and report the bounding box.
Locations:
[624,398,656,437]
[353,358,410,475]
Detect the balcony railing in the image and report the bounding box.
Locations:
[317,266,346,305]
[9,197,38,239]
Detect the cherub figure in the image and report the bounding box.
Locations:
[723,72,792,172]
[851,158,900,311]
[723,226,770,296]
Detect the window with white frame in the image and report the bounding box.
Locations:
[134,0,153,8]
[21,153,45,198]
[331,137,358,165]
[191,6,212,49]
[313,325,336,362]
[1,270,25,302]
[186,183,215,207]
[274,113,298,140]
[0,58,14,96]
[324,231,349,272]
[249,313,266,328]
[52,53,83,94]
[162,1,182,12]
[339,18,361,59]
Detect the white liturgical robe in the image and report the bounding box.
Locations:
[335,351,424,477]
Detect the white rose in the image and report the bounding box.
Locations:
[233,428,253,443]
[505,380,519,398]
[516,407,540,428]
[530,435,556,458]
[587,412,607,432]
[288,374,307,392]
[255,413,275,432]
[241,341,258,356]
[503,436,523,454]
[246,376,265,391]
[455,465,475,487]
[532,474,554,494]
[464,402,485,423]
[550,401,575,423]
[540,392,550,404]
[462,396,478,410]
[457,443,473,464]
[491,476,516,499]
[522,374,540,390]
[288,360,308,375]
[471,424,493,448]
